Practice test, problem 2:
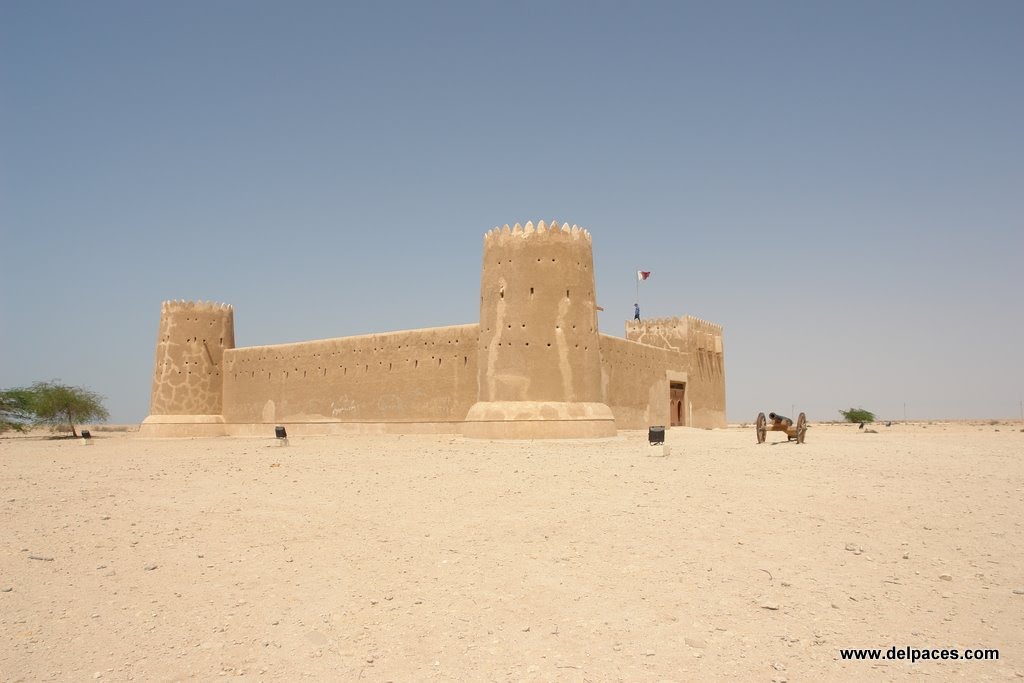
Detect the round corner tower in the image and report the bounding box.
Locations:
[463,220,616,438]
[140,300,235,436]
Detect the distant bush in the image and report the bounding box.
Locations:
[840,408,876,423]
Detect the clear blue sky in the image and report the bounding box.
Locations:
[2,1,1022,423]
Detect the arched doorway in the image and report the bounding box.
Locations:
[670,381,686,426]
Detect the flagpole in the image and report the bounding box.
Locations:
[635,267,639,303]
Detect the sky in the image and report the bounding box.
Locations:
[2,1,1022,424]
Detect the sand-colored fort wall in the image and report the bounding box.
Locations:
[599,334,690,429]
[220,324,479,434]
[141,224,726,438]
[624,316,726,428]
[684,317,727,428]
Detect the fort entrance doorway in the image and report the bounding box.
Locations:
[670,381,686,427]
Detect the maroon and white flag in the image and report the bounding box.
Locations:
[637,270,651,282]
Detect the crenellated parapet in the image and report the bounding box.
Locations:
[482,220,592,246]
[626,315,724,356]
[681,315,723,334]
[160,299,234,314]
[626,315,722,332]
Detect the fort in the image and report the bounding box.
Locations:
[140,221,725,438]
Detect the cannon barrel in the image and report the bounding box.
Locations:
[768,412,793,425]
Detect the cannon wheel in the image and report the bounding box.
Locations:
[796,412,807,444]
[756,412,767,444]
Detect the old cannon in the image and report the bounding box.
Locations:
[756,411,807,444]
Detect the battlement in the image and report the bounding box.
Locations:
[682,315,723,333]
[483,220,592,245]
[161,299,233,313]
[626,316,722,333]
[625,315,724,359]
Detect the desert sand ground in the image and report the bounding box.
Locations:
[1,422,1022,682]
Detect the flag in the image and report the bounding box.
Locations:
[637,270,651,282]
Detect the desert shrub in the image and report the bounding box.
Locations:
[839,407,876,423]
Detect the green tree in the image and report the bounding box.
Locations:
[0,388,35,433]
[23,380,110,437]
[839,407,876,423]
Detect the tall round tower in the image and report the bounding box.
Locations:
[463,221,616,438]
[139,300,234,436]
